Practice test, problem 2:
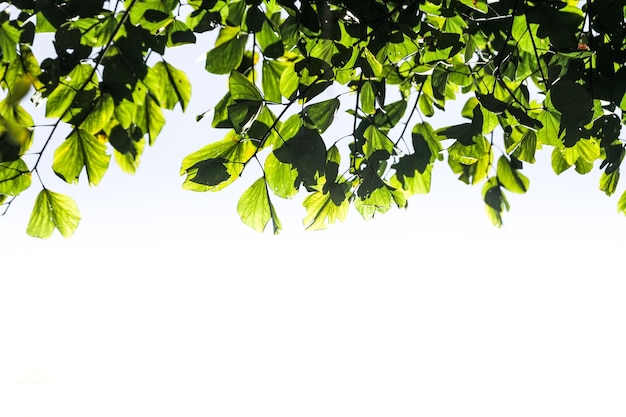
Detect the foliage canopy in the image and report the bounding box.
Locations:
[0,0,625,237]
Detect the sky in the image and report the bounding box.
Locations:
[1,30,626,417]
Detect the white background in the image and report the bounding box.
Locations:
[1,30,626,417]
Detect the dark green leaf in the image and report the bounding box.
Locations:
[302,98,340,134]
[206,32,248,74]
[189,157,232,186]
[273,126,326,187]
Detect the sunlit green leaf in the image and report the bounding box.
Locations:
[279,63,299,99]
[144,61,191,111]
[302,186,349,230]
[237,177,276,233]
[81,93,114,134]
[363,125,394,158]
[0,20,20,63]
[497,156,529,194]
[510,129,537,163]
[46,64,96,118]
[53,129,110,186]
[0,158,31,195]
[257,20,283,59]
[391,164,432,195]
[229,70,263,102]
[26,190,81,239]
[355,186,393,220]
[264,151,298,198]
[134,93,166,145]
[2,0,625,236]
[181,131,256,192]
[551,147,571,175]
[600,170,620,197]
[262,60,287,103]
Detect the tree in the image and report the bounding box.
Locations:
[0,0,624,238]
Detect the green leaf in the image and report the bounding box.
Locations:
[363,125,394,158]
[26,190,81,239]
[144,61,191,111]
[551,147,571,175]
[228,101,263,134]
[0,20,20,63]
[364,48,383,78]
[482,178,509,227]
[166,19,196,46]
[45,64,96,118]
[187,157,232,186]
[211,92,234,128]
[273,127,326,187]
[257,20,283,59]
[391,164,432,196]
[128,0,175,33]
[373,100,407,131]
[439,123,480,146]
[360,81,376,115]
[68,14,118,47]
[279,63,299,99]
[302,98,340,134]
[392,122,440,190]
[476,93,508,114]
[0,158,31,196]
[511,14,549,54]
[247,105,278,145]
[0,102,33,159]
[206,32,248,74]
[81,93,114,134]
[574,158,593,175]
[181,131,256,192]
[448,135,487,165]
[53,129,111,186]
[277,114,302,142]
[496,156,529,194]
[229,70,263,102]
[264,151,298,198]
[245,5,265,33]
[506,106,542,129]
[419,94,435,117]
[550,79,593,126]
[134,93,166,145]
[237,177,281,233]
[302,187,349,230]
[510,129,537,163]
[575,138,600,163]
[355,186,393,220]
[108,125,145,174]
[600,170,620,196]
[262,60,287,103]
[536,109,562,147]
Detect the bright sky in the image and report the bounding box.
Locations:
[1,33,626,417]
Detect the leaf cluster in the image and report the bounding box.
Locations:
[1,0,626,237]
